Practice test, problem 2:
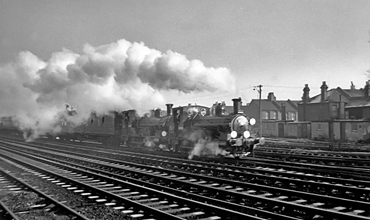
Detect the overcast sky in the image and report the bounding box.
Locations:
[1,0,370,107]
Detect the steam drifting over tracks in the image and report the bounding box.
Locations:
[1,138,370,219]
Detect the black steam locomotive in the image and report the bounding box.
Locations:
[1,98,264,158]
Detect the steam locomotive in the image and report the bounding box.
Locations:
[0,98,264,159]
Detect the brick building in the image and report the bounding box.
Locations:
[298,81,370,121]
[244,92,299,122]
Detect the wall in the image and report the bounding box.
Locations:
[333,122,341,141]
[344,122,364,141]
[310,122,329,140]
[262,121,278,137]
[286,123,298,138]
[299,102,331,121]
[242,102,260,121]
[347,107,363,119]
[257,119,370,142]
[362,107,370,119]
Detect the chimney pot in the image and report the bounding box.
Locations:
[351,81,355,90]
[267,92,276,101]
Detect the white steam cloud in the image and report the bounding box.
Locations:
[0,39,235,140]
[188,139,227,160]
[186,130,227,159]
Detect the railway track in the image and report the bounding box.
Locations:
[0,145,261,220]
[3,134,370,168]
[0,157,90,220]
[23,137,370,180]
[264,138,370,152]
[57,136,370,168]
[1,139,370,219]
[254,147,370,166]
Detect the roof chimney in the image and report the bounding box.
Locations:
[351,81,355,90]
[320,81,328,102]
[302,84,310,102]
[267,92,276,101]
[365,81,370,97]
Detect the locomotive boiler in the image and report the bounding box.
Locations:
[174,98,260,158]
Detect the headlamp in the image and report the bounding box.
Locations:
[230,131,237,138]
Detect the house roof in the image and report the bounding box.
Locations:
[249,99,299,112]
[303,86,370,108]
[346,99,370,108]
[304,87,367,104]
[306,89,336,103]
[342,88,365,98]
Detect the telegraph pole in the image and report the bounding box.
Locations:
[255,85,263,137]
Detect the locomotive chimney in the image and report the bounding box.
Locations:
[232,97,242,114]
[215,103,222,116]
[166,104,173,116]
[154,108,161,118]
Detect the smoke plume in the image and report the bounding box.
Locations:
[0,39,235,140]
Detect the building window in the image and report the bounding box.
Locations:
[269,111,277,120]
[318,123,321,131]
[352,123,357,132]
[262,111,268,119]
[291,112,296,121]
[286,112,296,121]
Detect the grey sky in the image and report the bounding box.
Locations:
[1,0,370,106]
